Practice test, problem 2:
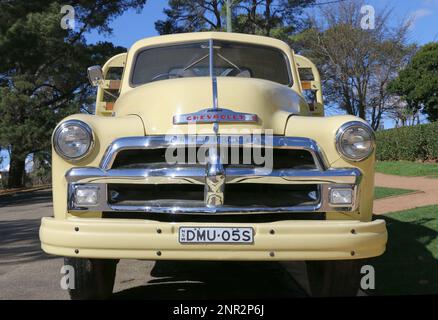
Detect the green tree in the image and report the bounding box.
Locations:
[155,0,315,40]
[388,42,438,122]
[0,0,147,188]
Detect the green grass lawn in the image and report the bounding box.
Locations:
[374,186,416,200]
[371,205,438,295]
[376,161,438,177]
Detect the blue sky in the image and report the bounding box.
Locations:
[1,0,437,170]
[85,0,438,47]
[85,0,167,47]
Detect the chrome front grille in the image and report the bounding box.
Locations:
[99,135,327,170]
[110,147,317,170]
[66,135,361,215]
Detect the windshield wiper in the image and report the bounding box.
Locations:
[182,52,242,73]
[178,44,244,76]
[182,53,209,71]
[217,53,241,71]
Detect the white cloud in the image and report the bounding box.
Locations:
[409,8,433,24]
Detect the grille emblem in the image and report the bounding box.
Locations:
[173,108,258,124]
[204,147,225,208]
[205,173,225,207]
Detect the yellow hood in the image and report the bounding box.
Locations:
[115,77,309,135]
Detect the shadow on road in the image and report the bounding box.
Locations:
[372,213,438,295]
[0,189,52,208]
[0,218,55,265]
[113,261,308,299]
[0,187,309,299]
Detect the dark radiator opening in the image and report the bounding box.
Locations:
[224,183,318,207]
[111,147,316,170]
[108,184,204,205]
[107,183,319,208]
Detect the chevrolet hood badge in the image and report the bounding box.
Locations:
[173,108,258,125]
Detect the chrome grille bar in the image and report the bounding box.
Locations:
[66,167,361,185]
[99,135,328,170]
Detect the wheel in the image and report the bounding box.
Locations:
[64,257,118,300]
[306,260,363,297]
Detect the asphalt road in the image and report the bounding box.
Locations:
[0,189,309,300]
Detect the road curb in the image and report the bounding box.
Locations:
[0,185,52,198]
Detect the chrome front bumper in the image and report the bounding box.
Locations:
[66,135,362,215]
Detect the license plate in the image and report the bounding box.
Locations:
[179,227,254,244]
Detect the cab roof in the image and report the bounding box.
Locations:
[129,32,293,55]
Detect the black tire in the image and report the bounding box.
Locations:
[64,257,118,300]
[306,260,364,297]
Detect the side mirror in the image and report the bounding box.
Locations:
[87,65,104,86]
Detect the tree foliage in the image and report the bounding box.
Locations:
[155,0,315,40]
[388,42,438,122]
[0,0,147,188]
[294,0,415,129]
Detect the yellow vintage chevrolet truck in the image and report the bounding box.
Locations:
[39,32,387,299]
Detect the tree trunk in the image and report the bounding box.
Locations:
[250,0,257,33]
[358,105,366,120]
[212,0,221,30]
[7,151,26,188]
[264,0,272,36]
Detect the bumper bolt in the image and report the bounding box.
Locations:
[269,252,275,257]
[74,227,79,232]
[74,249,79,254]
[351,251,356,256]
[157,228,162,234]
[269,229,275,235]
[351,229,356,234]
[156,251,162,256]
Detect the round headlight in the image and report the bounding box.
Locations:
[335,121,375,161]
[53,120,94,161]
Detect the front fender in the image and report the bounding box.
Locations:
[51,114,145,219]
[285,115,375,221]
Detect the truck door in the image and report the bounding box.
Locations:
[295,54,324,117]
[95,53,127,116]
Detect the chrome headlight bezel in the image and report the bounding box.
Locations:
[335,121,375,162]
[53,120,94,161]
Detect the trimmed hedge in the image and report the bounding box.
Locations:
[376,122,438,161]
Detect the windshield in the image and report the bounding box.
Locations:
[131,40,291,86]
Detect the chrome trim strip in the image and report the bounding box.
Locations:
[206,40,224,209]
[67,182,358,214]
[108,204,322,214]
[209,38,219,133]
[99,135,329,171]
[66,167,361,214]
[204,146,225,207]
[66,167,361,185]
